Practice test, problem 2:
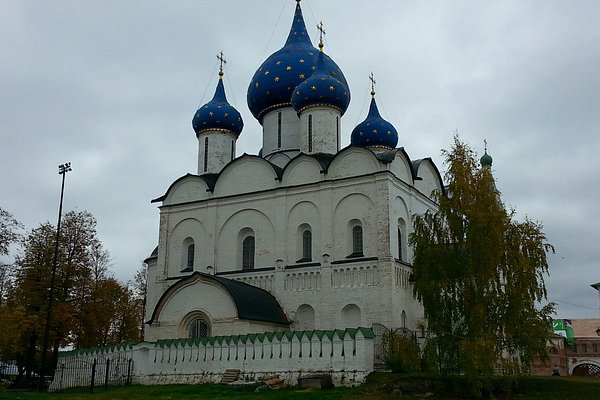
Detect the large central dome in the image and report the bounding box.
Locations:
[247,2,349,123]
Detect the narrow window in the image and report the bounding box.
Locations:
[308,114,313,152]
[277,111,282,148]
[242,236,255,270]
[187,244,195,270]
[203,137,209,172]
[401,310,407,328]
[398,228,403,261]
[352,225,363,256]
[231,140,234,161]
[336,116,339,150]
[188,319,209,338]
[302,230,312,261]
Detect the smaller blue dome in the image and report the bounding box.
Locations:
[193,74,243,137]
[291,50,350,114]
[351,93,398,150]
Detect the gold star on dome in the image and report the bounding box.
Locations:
[299,59,305,63]
[359,132,363,136]
[276,61,281,65]
[209,112,214,117]
[386,131,391,135]
[296,91,301,95]
[299,73,305,79]
[274,76,280,82]
[237,117,241,122]
[224,113,229,117]
[372,129,378,134]
[286,66,292,70]
[311,85,317,91]
[329,85,335,91]
[311,66,316,71]
[264,70,269,75]
[255,82,260,88]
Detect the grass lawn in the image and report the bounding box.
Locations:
[0,373,599,400]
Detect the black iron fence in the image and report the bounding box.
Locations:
[50,356,133,392]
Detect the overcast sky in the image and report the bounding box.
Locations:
[1,0,599,319]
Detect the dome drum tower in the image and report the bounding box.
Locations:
[192,55,243,175]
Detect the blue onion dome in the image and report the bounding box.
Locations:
[351,89,398,150]
[192,70,243,137]
[247,1,349,123]
[291,47,350,115]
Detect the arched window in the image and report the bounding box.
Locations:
[398,228,403,261]
[187,243,195,270]
[188,318,210,338]
[242,236,255,270]
[398,218,407,262]
[181,237,195,272]
[401,310,407,328]
[352,225,363,256]
[302,230,312,261]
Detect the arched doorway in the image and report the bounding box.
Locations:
[572,363,600,377]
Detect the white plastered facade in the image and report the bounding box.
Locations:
[145,140,444,342]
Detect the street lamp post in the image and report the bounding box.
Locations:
[39,162,72,390]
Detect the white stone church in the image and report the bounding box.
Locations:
[143,1,444,343]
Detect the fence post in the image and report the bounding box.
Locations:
[104,358,110,390]
[90,358,96,393]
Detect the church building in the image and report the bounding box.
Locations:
[143,1,445,342]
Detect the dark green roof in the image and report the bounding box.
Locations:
[148,272,289,326]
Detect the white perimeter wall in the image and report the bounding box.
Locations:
[49,328,375,391]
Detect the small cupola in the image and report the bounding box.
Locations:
[192,55,243,138]
[351,74,398,151]
[192,53,243,175]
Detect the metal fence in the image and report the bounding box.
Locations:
[50,356,133,392]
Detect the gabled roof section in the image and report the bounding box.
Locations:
[412,157,446,196]
[147,272,289,326]
[151,173,217,203]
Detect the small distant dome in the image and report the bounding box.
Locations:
[351,91,398,150]
[480,150,493,167]
[193,74,243,137]
[247,1,349,123]
[291,50,350,114]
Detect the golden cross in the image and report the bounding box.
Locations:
[317,21,326,43]
[369,72,376,94]
[217,51,227,75]
[484,138,488,152]
[317,21,326,50]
